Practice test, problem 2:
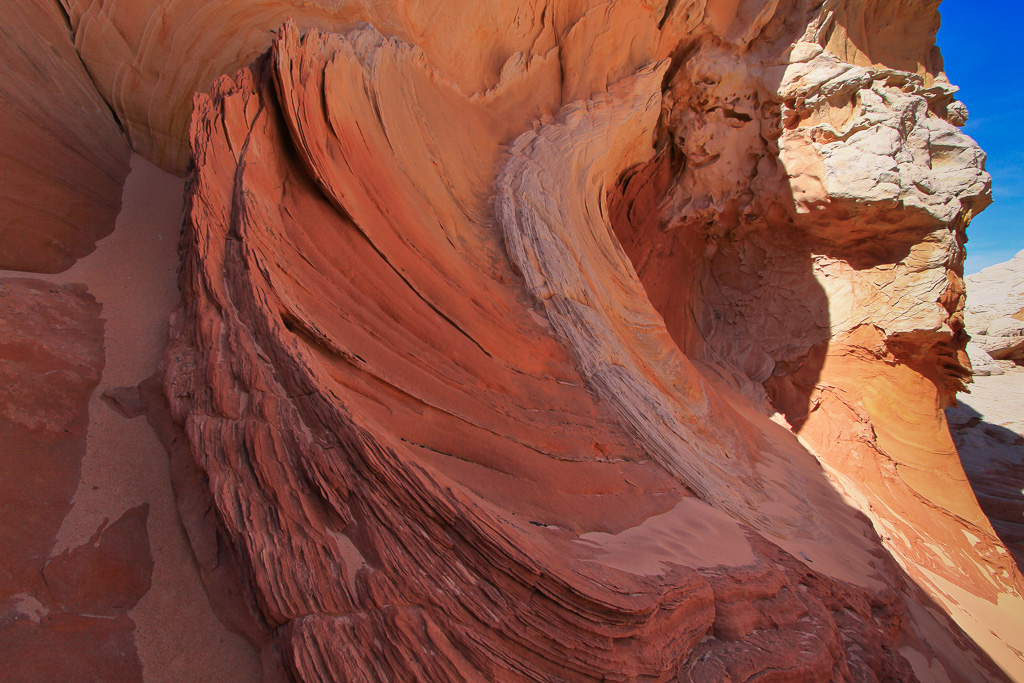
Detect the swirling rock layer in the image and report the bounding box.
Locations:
[165,9,1018,679]
[2,0,1023,680]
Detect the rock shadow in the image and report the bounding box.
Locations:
[947,399,1024,569]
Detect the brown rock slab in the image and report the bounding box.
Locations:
[0,278,148,680]
[43,504,154,616]
[0,613,143,683]
[0,278,103,599]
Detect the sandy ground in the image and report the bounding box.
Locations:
[958,367,1024,437]
[2,154,260,681]
[945,366,1024,680]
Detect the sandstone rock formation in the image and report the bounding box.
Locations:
[963,250,1024,373]
[2,0,1023,681]
[0,0,130,272]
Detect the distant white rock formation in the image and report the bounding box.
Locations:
[966,249,1024,375]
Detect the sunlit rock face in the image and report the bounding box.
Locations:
[164,1,1021,680]
[3,0,1023,680]
[605,1,1021,674]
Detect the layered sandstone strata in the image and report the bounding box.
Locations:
[0,0,129,272]
[1,0,1023,681]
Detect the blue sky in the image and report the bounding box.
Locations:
[937,0,1024,273]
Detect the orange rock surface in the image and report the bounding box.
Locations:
[1,0,1022,680]
[0,0,130,272]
